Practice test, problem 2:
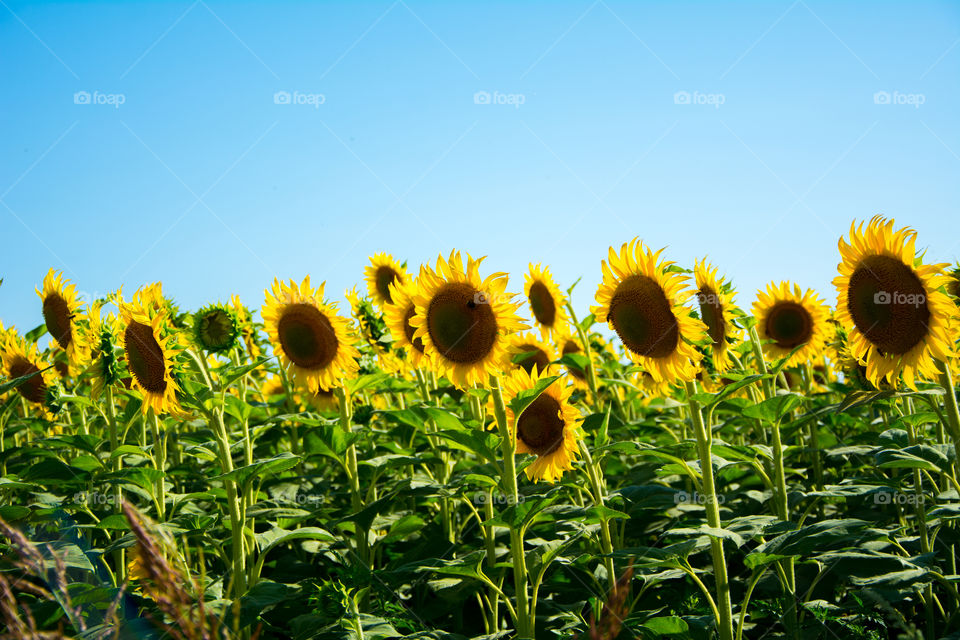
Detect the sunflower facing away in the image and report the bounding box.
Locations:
[593,240,708,383]
[753,282,830,369]
[365,253,408,307]
[36,269,87,372]
[833,216,955,388]
[524,264,569,339]
[263,276,360,391]
[120,292,184,415]
[192,304,240,353]
[500,367,582,483]
[1,333,53,416]
[505,332,555,375]
[384,279,429,368]
[410,251,527,388]
[694,259,738,373]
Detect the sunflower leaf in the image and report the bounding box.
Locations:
[507,375,562,419]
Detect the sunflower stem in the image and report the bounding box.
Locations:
[564,301,600,407]
[489,374,532,639]
[338,387,369,571]
[937,362,960,465]
[684,379,734,640]
[104,385,125,585]
[578,440,616,584]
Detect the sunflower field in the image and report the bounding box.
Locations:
[3,216,960,640]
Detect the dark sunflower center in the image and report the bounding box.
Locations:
[561,340,586,380]
[376,266,401,304]
[847,255,931,355]
[515,344,551,374]
[197,309,235,350]
[42,293,73,349]
[765,302,812,349]
[697,286,726,347]
[402,305,426,354]
[517,393,565,456]
[426,283,497,364]
[124,321,168,393]
[607,275,678,358]
[9,357,46,404]
[528,281,556,327]
[277,303,339,369]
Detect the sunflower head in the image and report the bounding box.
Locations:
[36,269,87,370]
[1,333,54,416]
[410,251,527,388]
[753,282,830,369]
[500,367,582,483]
[833,216,955,389]
[592,240,708,383]
[365,253,408,307]
[263,276,360,392]
[81,300,123,399]
[230,295,264,359]
[693,259,741,374]
[505,332,555,375]
[524,264,569,339]
[119,291,184,416]
[384,278,429,368]
[192,304,241,353]
[556,331,589,388]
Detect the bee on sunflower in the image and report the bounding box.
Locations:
[504,332,555,375]
[263,276,360,392]
[410,251,526,388]
[36,269,88,374]
[833,216,955,389]
[365,253,409,308]
[119,288,186,416]
[1,332,55,418]
[753,282,830,369]
[693,259,740,374]
[383,279,429,369]
[498,367,582,483]
[524,264,569,340]
[593,240,708,384]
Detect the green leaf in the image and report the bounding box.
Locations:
[255,526,335,557]
[748,519,883,565]
[507,375,562,419]
[0,365,54,395]
[641,616,689,635]
[742,393,803,423]
[219,356,272,388]
[218,452,301,487]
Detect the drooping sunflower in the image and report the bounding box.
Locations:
[383,279,429,368]
[36,269,87,372]
[524,264,569,339]
[833,216,955,389]
[119,292,184,415]
[192,303,240,353]
[263,276,360,391]
[410,251,527,388]
[500,367,582,483]
[1,333,53,416]
[753,282,830,369]
[693,259,739,373]
[365,253,408,307]
[592,240,708,383]
[505,332,555,375]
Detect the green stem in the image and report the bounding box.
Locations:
[578,441,616,583]
[338,387,368,568]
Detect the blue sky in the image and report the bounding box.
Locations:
[2,1,958,335]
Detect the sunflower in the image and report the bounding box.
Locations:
[384,279,429,368]
[556,331,590,389]
[263,276,360,391]
[259,374,286,402]
[693,259,739,373]
[592,240,708,383]
[365,253,408,307]
[303,386,339,412]
[36,269,87,372]
[524,264,569,339]
[192,304,240,353]
[833,216,955,389]
[505,332,555,375]
[230,295,263,359]
[410,251,527,388]
[119,292,184,415]
[81,300,122,400]
[753,282,831,369]
[1,334,53,416]
[499,367,582,483]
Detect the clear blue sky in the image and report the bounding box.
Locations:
[2,1,958,335]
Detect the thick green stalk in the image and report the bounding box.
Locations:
[104,385,125,584]
[578,441,616,583]
[211,406,247,599]
[685,380,734,640]
[489,375,531,638]
[337,388,368,566]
